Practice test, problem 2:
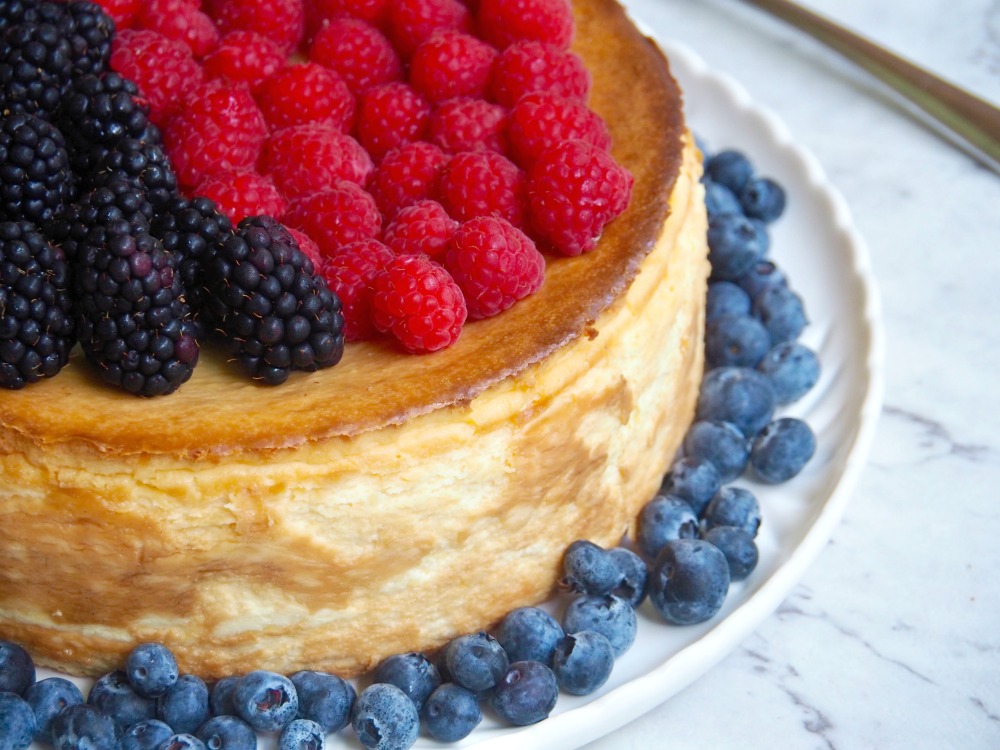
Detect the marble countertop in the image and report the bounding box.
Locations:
[585,0,1000,748]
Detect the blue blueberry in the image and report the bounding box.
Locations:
[740,176,786,223]
[683,420,750,482]
[126,643,179,699]
[660,457,722,516]
[208,676,240,718]
[233,671,298,732]
[373,653,440,710]
[278,719,325,750]
[50,704,118,750]
[120,719,173,750]
[704,149,753,194]
[608,547,648,607]
[195,715,256,750]
[88,670,156,731]
[494,607,564,665]
[696,366,776,438]
[23,677,84,743]
[703,486,761,537]
[703,180,742,218]
[737,260,786,299]
[562,539,619,596]
[420,684,481,742]
[751,417,817,483]
[561,594,636,657]
[753,285,807,345]
[637,494,699,559]
[649,539,731,625]
[443,632,509,692]
[0,692,35,750]
[705,314,770,369]
[552,631,615,696]
[159,734,207,750]
[290,670,355,733]
[707,214,768,282]
[490,661,558,727]
[706,281,751,322]
[0,642,34,696]
[157,674,209,735]
[702,526,759,581]
[757,341,820,404]
[351,683,419,750]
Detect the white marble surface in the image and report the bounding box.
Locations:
[584,0,1000,748]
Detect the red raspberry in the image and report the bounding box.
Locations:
[527,139,634,256]
[429,97,507,154]
[385,0,472,59]
[506,91,610,168]
[162,81,268,189]
[256,63,356,132]
[383,199,458,259]
[476,0,573,50]
[309,18,402,97]
[110,29,203,125]
[262,123,373,197]
[305,0,389,29]
[488,41,589,108]
[367,141,449,220]
[288,227,324,270]
[203,31,286,92]
[284,182,383,256]
[371,254,467,353]
[194,169,288,225]
[355,82,431,163]
[408,30,497,104]
[210,0,305,55]
[95,0,142,29]
[319,239,395,340]
[437,151,526,227]
[443,215,544,319]
[139,0,220,58]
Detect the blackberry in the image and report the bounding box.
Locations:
[0,221,75,389]
[0,21,74,115]
[55,177,153,261]
[60,1,116,78]
[91,137,178,210]
[204,216,344,385]
[0,112,75,225]
[0,1,70,34]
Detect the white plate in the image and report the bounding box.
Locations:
[31,35,883,750]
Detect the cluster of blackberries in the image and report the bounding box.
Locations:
[0,2,343,394]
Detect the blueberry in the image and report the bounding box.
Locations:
[706,281,751,322]
[703,486,761,537]
[649,539,731,625]
[707,214,768,281]
[126,643,179,699]
[703,180,742,218]
[561,594,636,657]
[0,692,35,750]
[233,671,298,733]
[660,457,722,515]
[705,314,770,369]
[494,607,565,665]
[290,670,355,734]
[704,149,753,194]
[702,526,759,581]
[757,341,820,404]
[751,417,817,483]
[637,494,699,559]
[740,176,786,222]
[351,683,419,750]
[696,366,776,438]
[738,260,786,299]
[683,420,750,482]
[373,653,440,710]
[420,684,481,742]
[50,704,118,750]
[159,734,207,750]
[195,715,256,750]
[608,547,648,607]
[278,718,325,750]
[0,643,34,697]
[208,676,240,718]
[552,631,615,696]
[562,539,619,596]
[120,719,173,750]
[23,677,84,743]
[157,674,209,735]
[443,632,509,692]
[753,285,807,345]
[88,670,156,731]
[490,661,559,727]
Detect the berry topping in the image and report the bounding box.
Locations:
[24,678,85,745]
[420,683,481,742]
[209,0,305,55]
[437,150,526,227]
[305,0,389,28]
[110,28,203,125]
[488,40,589,107]
[704,313,770,369]
[278,719,324,750]
[91,137,179,211]
[703,486,761,537]
[706,214,768,282]
[194,716,256,750]
[551,630,614,696]
[289,671,356,733]
[428,97,507,155]
[385,0,472,59]
[319,239,394,341]
[490,660,558,726]
[696,366,777,438]
[660,456,722,516]
[195,168,288,225]
[494,607,564,665]
[60,1,117,77]
[682,419,751,483]
[408,29,497,104]
[373,652,441,710]
[284,181,382,256]
[51,705,118,750]
[125,642,179,699]
[0,112,74,226]
[232,671,299,732]
[157,674,210,734]
[255,62,355,132]
[139,0,220,58]
[506,91,610,168]
[476,0,573,49]
[443,632,508,692]
[0,21,73,117]
[750,417,816,483]
[355,82,431,163]
[261,123,373,198]
[383,199,458,259]
[702,526,759,582]
[756,340,820,404]
[0,640,34,694]
[88,670,156,730]
[0,693,36,750]
[649,539,731,625]
[350,683,419,750]
[94,0,142,30]
[202,31,286,91]
[308,18,402,96]
[366,141,448,220]
[637,494,698,559]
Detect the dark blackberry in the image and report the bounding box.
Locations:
[54,177,153,261]
[0,21,74,115]
[0,0,68,34]
[0,220,75,389]
[91,137,178,210]
[60,1,116,78]
[0,112,75,225]
[204,216,344,385]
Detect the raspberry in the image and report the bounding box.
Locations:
[429,97,507,154]
[354,82,431,163]
[319,239,394,340]
[162,81,268,189]
[255,63,355,133]
[203,31,286,91]
[371,254,466,352]
[109,29,203,124]
[385,0,472,59]
[476,0,573,49]
[506,91,610,168]
[408,30,497,104]
[261,123,373,198]
[139,0,220,58]
[527,139,633,256]
[488,41,589,108]
[95,0,141,29]
[443,215,544,319]
[309,18,402,97]
[383,200,458,259]
[284,181,382,256]
[195,169,288,225]
[288,227,323,269]
[305,0,389,29]
[210,0,305,55]
[366,141,448,220]
[437,151,526,227]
